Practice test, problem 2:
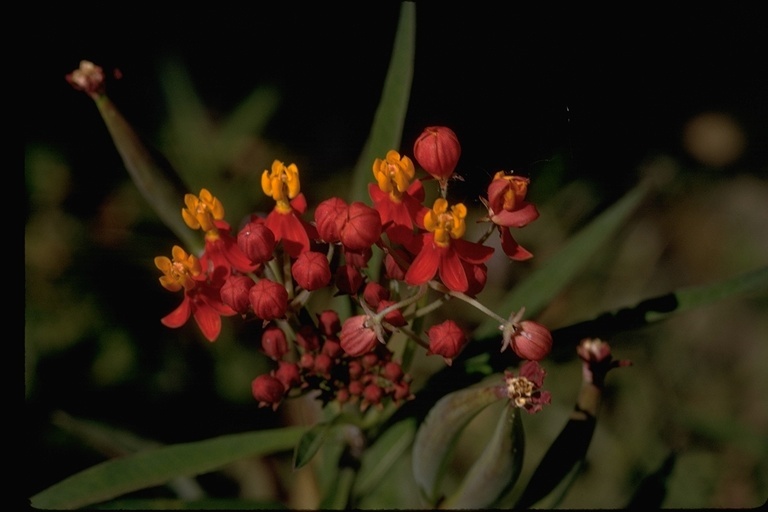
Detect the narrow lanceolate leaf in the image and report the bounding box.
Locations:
[474,178,654,339]
[349,1,415,204]
[412,384,503,506]
[30,427,305,510]
[293,421,337,470]
[94,95,203,254]
[354,419,417,496]
[513,383,601,509]
[441,405,525,509]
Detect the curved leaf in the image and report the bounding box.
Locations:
[349,1,415,204]
[412,384,503,506]
[442,404,525,509]
[30,427,305,510]
[293,420,336,470]
[354,418,416,496]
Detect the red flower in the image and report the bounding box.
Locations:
[426,319,468,365]
[501,309,553,361]
[160,275,238,342]
[369,150,427,230]
[413,126,461,181]
[404,199,494,293]
[292,251,332,291]
[503,361,551,414]
[249,278,289,321]
[481,171,540,261]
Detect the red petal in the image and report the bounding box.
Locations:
[493,202,539,228]
[501,228,533,261]
[193,302,222,342]
[453,238,494,264]
[438,247,468,292]
[404,236,440,286]
[160,296,192,328]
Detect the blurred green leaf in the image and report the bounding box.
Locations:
[30,427,305,510]
[412,383,502,506]
[354,418,416,496]
[91,498,287,510]
[442,405,525,509]
[349,1,415,204]
[626,452,676,510]
[474,177,654,339]
[293,420,337,470]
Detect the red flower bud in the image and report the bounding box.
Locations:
[413,126,461,180]
[292,251,331,291]
[340,202,382,251]
[377,300,406,327]
[322,338,343,359]
[220,274,255,314]
[252,374,286,410]
[296,325,321,351]
[511,320,553,361]
[363,282,390,308]
[343,247,373,269]
[339,315,378,357]
[383,361,404,382]
[274,361,301,390]
[238,219,276,264]
[314,197,348,243]
[426,320,468,365]
[261,325,289,360]
[314,353,334,377]
[317,310,341,337]
[249,278,288,321]
[335,265,364,295]
[363,383,384,406]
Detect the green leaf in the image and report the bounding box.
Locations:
[412,383,503,506]
[442,405,525,509]
[354,418,417,496]
[293,420,337,470]
[349,1,415,204]
[30,427,305,510]
[474,178,654,339]
[91,498,287,510]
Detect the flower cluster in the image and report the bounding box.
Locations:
[151,125,551,412]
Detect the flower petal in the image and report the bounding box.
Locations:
[439,248,468,292]
[160,296,192,328]
[405,236,441,286]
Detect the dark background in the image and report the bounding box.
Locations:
[25,3,768,506]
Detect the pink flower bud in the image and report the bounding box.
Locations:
[339,315,378,357]
[511,321,553,361]
[249,278,288,321]
[252,374,286,410]
[261,325,288,360]
[340,202,382,251]
[238,219,276,264]
[322,338,343,359]
[292,251,331,291]
[314,197,348,243]
[220,274,255,314]
[426,320,468,365]
[413,126,461,180]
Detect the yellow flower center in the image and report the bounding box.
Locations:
[493,171,529,212]
[506,375,535,408]
[423,198,466,247]
[181,188,225,233]
[372,150,415,202]
[154,245,201,292]
[262,160,301,214]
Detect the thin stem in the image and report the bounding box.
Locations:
[428,281,507,325]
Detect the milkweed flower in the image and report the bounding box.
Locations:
[480,171,540,261]
[182,188,259,275]
[155,246,238,342]
[426,319,468,366]
[369,150,427,230]
[503,360,551,414]
[405,198,494,293]
[261,160,319,258]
